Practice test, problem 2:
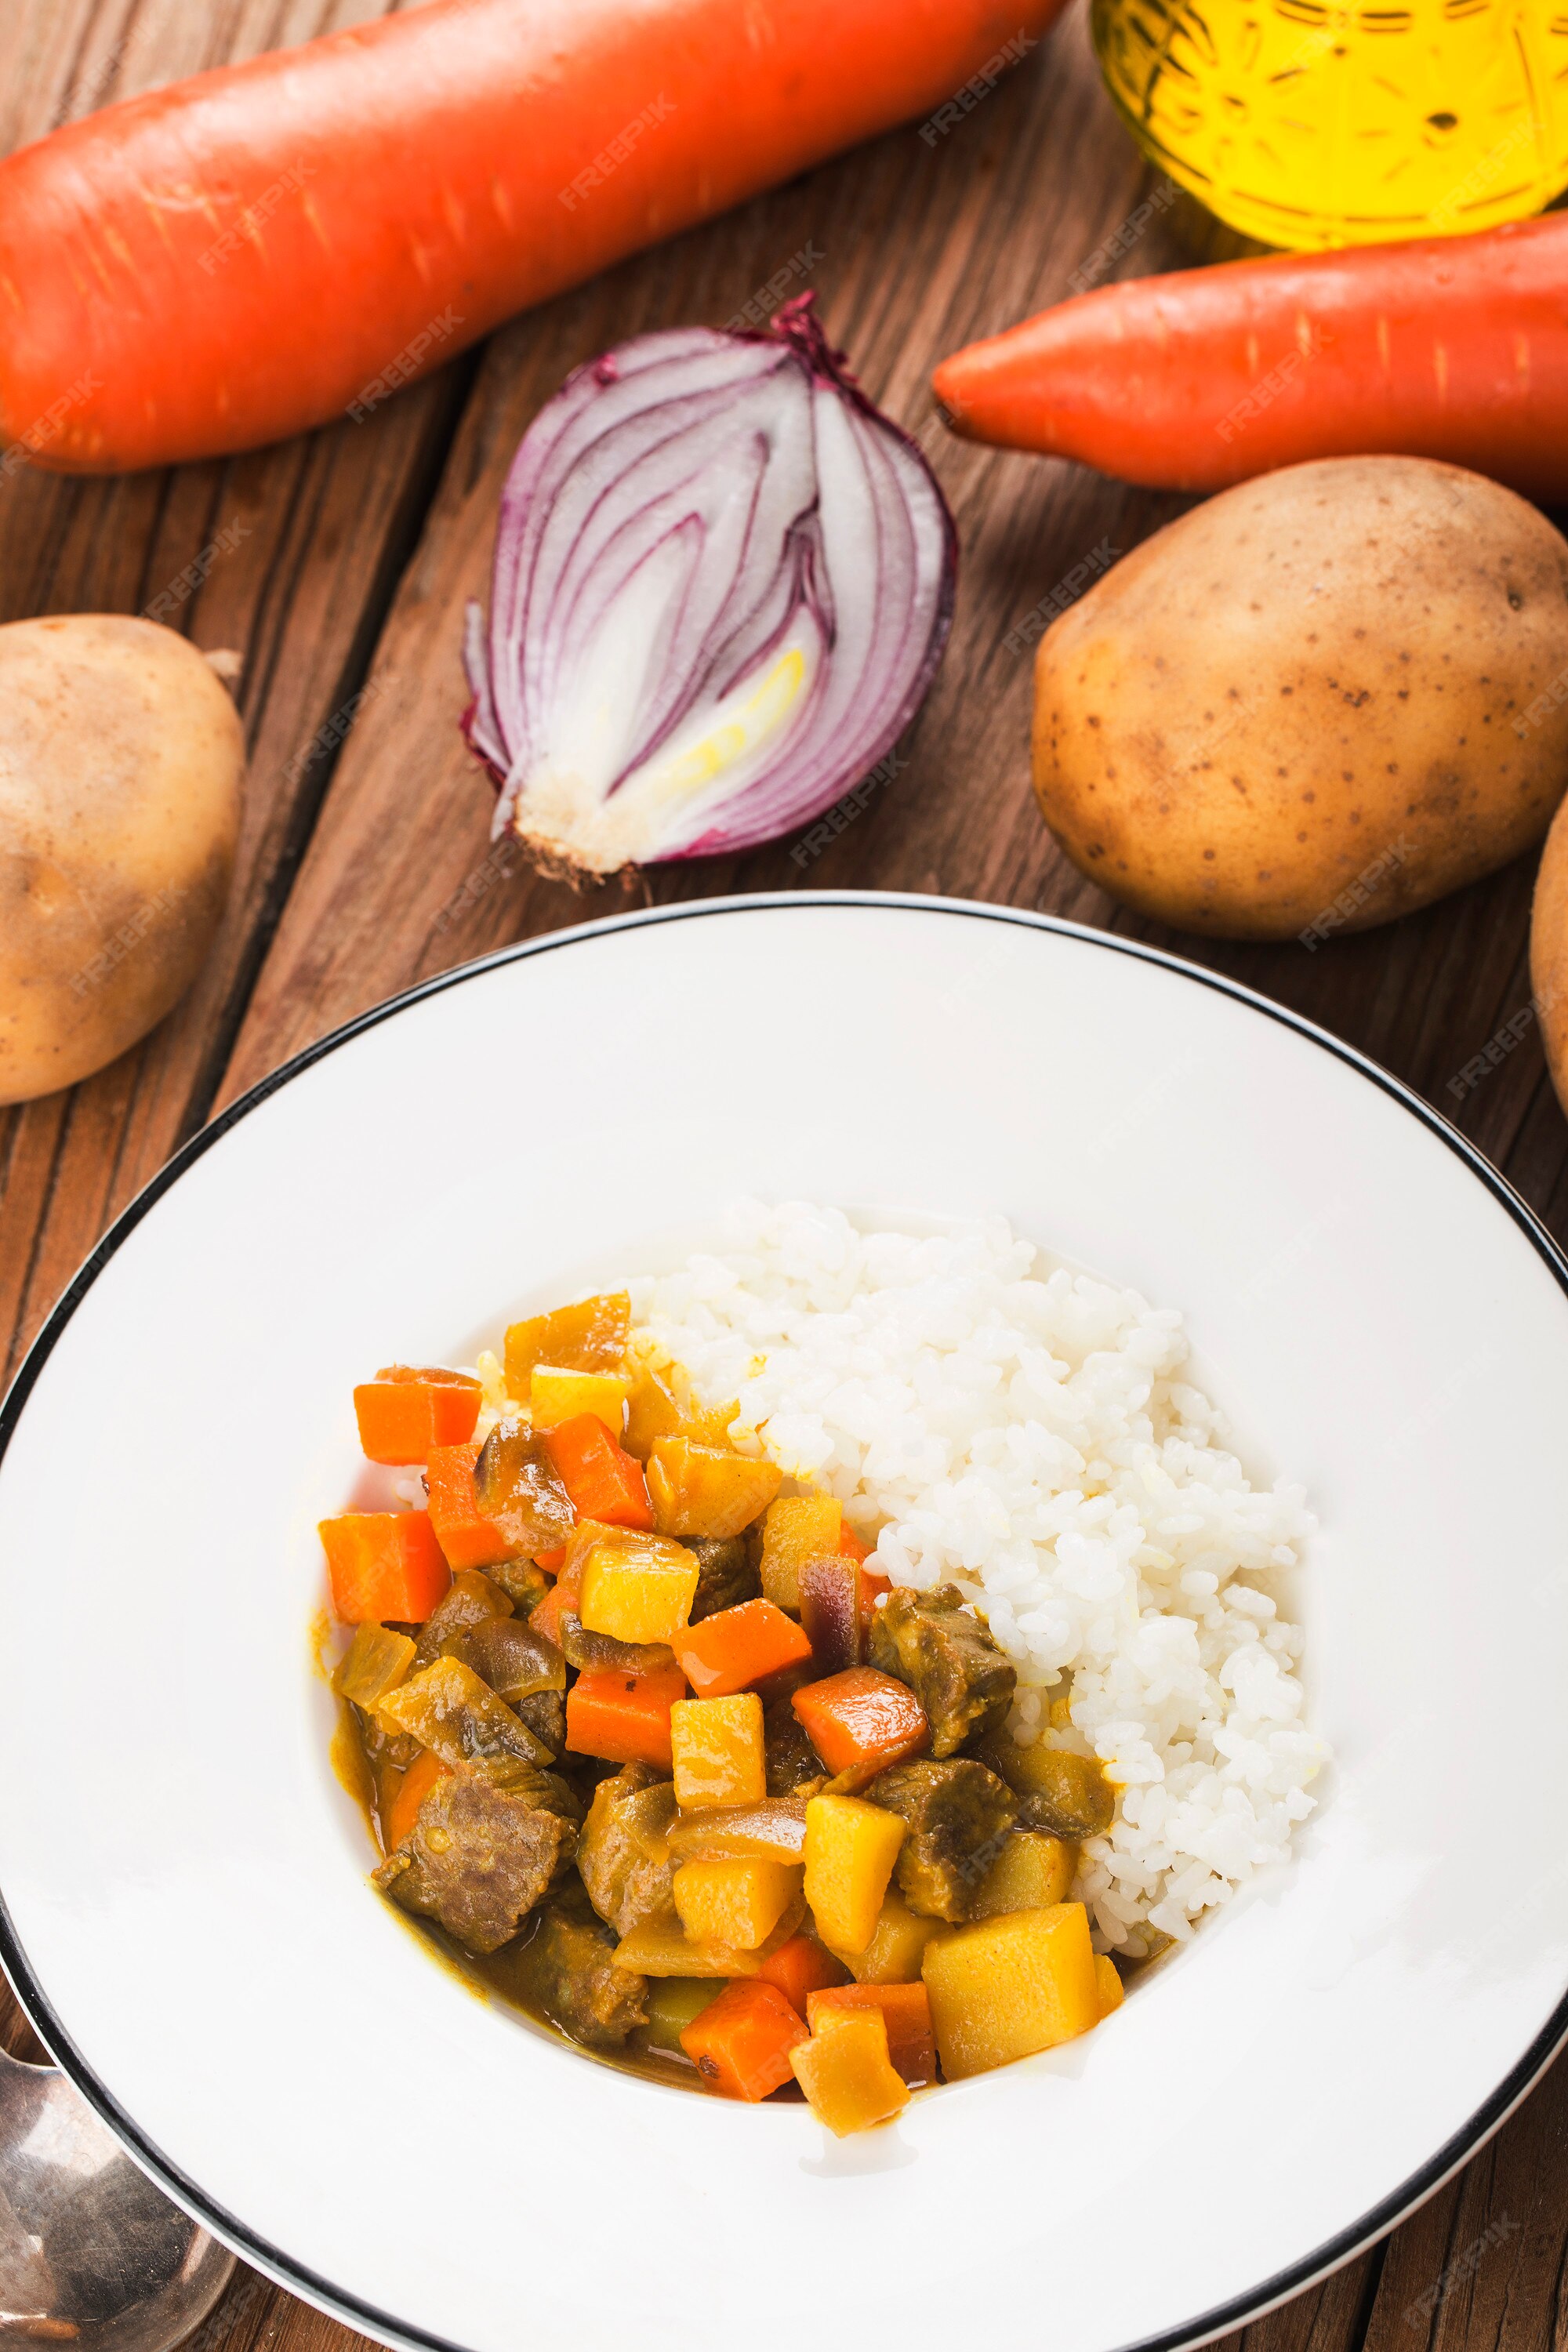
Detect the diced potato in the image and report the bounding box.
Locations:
[922,1904,1100,2080]
[803,1793,906,1955]
[760,1494,842,1612]
[670,1693,766,1810]
[826,1889,946,1984]
[648,1439,782,1540]
[377,1655,552,1773]
[1094,1953,1125,2018]
[623,1362,739,1461]
[971,1831,1076,1919]
[529,1364,631,1433]
[504,1291,630,1396]
[332,1622,416,1708]
[641,1976,722,2055]
[790,2007,909,2137]
[673,1858,803,1950]
[612,1913,760,1977]
[580,1534,700,1646]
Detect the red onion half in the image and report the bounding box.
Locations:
[463,298,956,874]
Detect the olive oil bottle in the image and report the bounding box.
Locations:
[1091,0,1568,249]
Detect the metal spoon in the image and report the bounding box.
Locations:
[0,2048,234,2352]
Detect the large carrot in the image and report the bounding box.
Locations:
[932,212,1568,504]
[0,0,1064,477]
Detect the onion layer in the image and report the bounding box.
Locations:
[463,297,956,874]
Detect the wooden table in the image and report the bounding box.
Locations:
[3,5,1565,2351]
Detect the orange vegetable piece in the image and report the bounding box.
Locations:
[680,1979,809,2101]
[545,1414,655,1530]
[565,1662,688,1769]
[838,1522,869,1564]
[792,1667,929,1779]
[381,1748,449,1853]
[353,1366,481,1465]
[504,1292,630,1396]
[320,1511,450,1624]
[673,1599,813,1697]
[425,1440,514,1571]
[807,1981,936,2086]
[757,1933,851,2013]
[648,1439,782,1540]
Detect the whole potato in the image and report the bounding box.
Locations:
[1032,457,1568,940]
[1530,795,1568,1118]
[0,615,244,1105]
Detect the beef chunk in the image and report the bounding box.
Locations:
[869,1584,1015,1759]
[513,1689,566,1757]
[865,1758,1017,1923]
[576,1765,678,1936]
[373,1774,577,1955]
[413,1569,512,1668]
[557,1611,676,1678]
[686,1536,759,1622]
[524,1893,648,2048]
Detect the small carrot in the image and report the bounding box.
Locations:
[793,1668,929,1779]
[544,1414,655,1530]
[837,1522,869,1564]
[565,1662,688,1769]
[807,1982,936,2086]
[321,1511,450,1624]
[757,1933,851,2013]
[425,1440,514,1571]
[681,1980,808,2100]
[673,1599,814,1697]
[354,1366,481,1465]
[381,1748,449,1853]
[931,214,1568,503]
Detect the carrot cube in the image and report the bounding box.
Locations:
[320,1511,450,1624]
[681,1980,808,2100]
[544,1413,654,1530]
[353,1366,481,1465]
[425,1440,515,1571]
[755,1933,851,2013]
[566,1663,687,1769]
[673,1599,813,1697]
[792,1667,929,1779]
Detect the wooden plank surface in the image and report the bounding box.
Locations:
[2,7,1566,2352]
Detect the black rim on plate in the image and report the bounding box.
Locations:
[2,891,1566,2352]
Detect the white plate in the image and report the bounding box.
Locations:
[2,893,1566,2352]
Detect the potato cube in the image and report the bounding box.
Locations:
[760,1495,842,1612]
[623,1363,739,1461]
[580,1534,700,1646]
[529,1364,631,1433]
[641,1976,721,2054]
[670,1693,766,1809]
[922,1903,1100,2079]
[1094,1953,1125,2018]
[648,1439,782,1540]
[789,2007,909,2136]
[673,1857,802,1950]
[971,1831,1076,1919]
[611,1915,759,1978]
[803,1793,906,1955]
[826,1889,946,1984]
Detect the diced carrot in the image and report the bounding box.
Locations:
[838,1522,869,1564]
[565,1663,688,1769]
[529,1535,590,1644]
[381,1748,449,1853]
[321,1512,451,1624]
[859,1564,892,1640]
[793,1668,929,1779]
[533,1545,568,1572]
[680,1980,809,2100]
[807,1981,936,2085]
[425,1440,514,1571]
[673,1599,814,1697]
[757,1933,851,2013]
[799,1554,862,1672]
[544,1413,655,1530]
[353,1366,481,1465]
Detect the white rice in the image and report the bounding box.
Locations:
[630,1200,1325,1957]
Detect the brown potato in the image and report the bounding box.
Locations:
[1530,794,1568,1117]
[0,615,244,1105]
[1033,457,1568,940]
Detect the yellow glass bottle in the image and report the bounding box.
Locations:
[1091,0,1568,249]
